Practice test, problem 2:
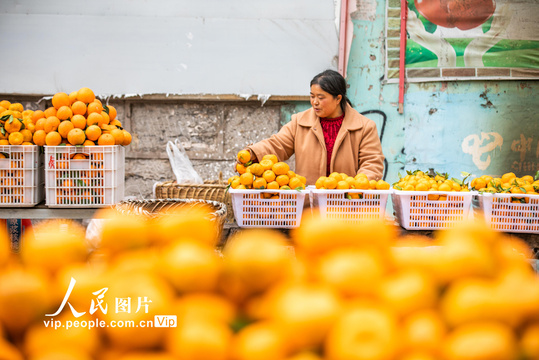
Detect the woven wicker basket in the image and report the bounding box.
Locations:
[154,179,234,223]
[114,198,227,241]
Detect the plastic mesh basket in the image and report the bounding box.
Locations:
[392,190,474,230]
[310,188,391,222]
[45,145,125,208]
[229,189,307,228]
[473,193,539,233]
[0,145,44,207]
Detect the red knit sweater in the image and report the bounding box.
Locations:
[320,113,344,176]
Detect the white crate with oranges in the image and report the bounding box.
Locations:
[310,172,391,222]
[392,170,474,230]
[44,145,124,207]
[0,145,43,206]
[228,151,308,228]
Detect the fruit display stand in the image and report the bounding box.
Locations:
[309,187,391,222]
[473,193,539,234]
[392,190,475,230]
[44,145,125,208]
[228,189,307,228]
[0,145,44,207]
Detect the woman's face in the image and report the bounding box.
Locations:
[310,84,343,119]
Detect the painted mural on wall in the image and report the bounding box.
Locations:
[386,0,539,82]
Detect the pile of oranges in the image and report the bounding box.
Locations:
[471,172,539,196]
[0,87,132,147]
[393,170,470,201]
[1,207,538,359]
[0,101,37,145]
[315,172,390,191]
[228,150,307,191]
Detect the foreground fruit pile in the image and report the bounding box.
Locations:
[0,207,538,359]
[229,151,306,191]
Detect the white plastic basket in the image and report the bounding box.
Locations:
[44,145,125,208]
[392,190,475,230]
[0,145,44,207]
[228,189,307,228]
[473,193,539,233]
[309,188,391,222]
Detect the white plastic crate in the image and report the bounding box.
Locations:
[473,193,539,233]
[0,145,44,207]
[392,190,475,230]
[45,145,125,208]
[309,188,391,222]
[229,189,307,228]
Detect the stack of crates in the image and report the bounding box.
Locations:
[44,145,125,207]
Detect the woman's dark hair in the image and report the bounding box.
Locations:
[310,69,352,114]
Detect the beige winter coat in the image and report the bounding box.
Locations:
[249,103,385,186]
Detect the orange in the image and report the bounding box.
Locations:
[82,139,95,146]
[8,103,23,112]
[0,100,10,109]
[317,247,386,298]
[43,106,57,118]
[173,292,237,325]
[43,116,60,133]
[247,163,264,176]
[0,139,8,145]
[70,100,87,116]
[253,177,267,189]
[223,229,291,294]
[67,128,86,145]
[501,172,516,184]
[8,132,23,145]
[369,179,378,189]
[72,153,87,159]
[0,267,51,337]
[401,309,446,354]
[276,174,290,186]
[267,181,279,190]
[272,162,290,175]
[56,105,73,120]
[376,179,391,190]
[240,172,254,186]
[325,304,399,360]
[121,130,132,146]
[34,118,45,131]
[166,317,231,360]
[68,90,78,104]
[51,92,71,109]
[289,177,304,190]
[85,124,102,141]
[31,110,45,122]
[77,87,95,103]
[379,269,438,318]
[237,149,251,164]
[45,131,62,146]
[110,119,122,127]
[323,176,338,189]
[87,112,103,127]
[4,117,22,133]
[71,114,87,130]
[236,163,247,174]
[269,282,342,351]
[262,153,278,164]
[87,101,103,115]
[20,129,33,142]
[315,176,327,189]
[442,322,517,360]
[230,321,287,360]
[520,322,539,360]
[99,110,110,127]
[110,128,125,145]
[106,104,117,120]
[97,133,115,145]
[57,120,74,138]
[263,170,276,183]
[33,130,46,146]
[160,239,222,293]
[336,180,349,189]
[260,159,274,171]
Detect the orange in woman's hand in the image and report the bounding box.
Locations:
[237,150,251,164]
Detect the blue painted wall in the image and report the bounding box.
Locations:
[346,0,538,183]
